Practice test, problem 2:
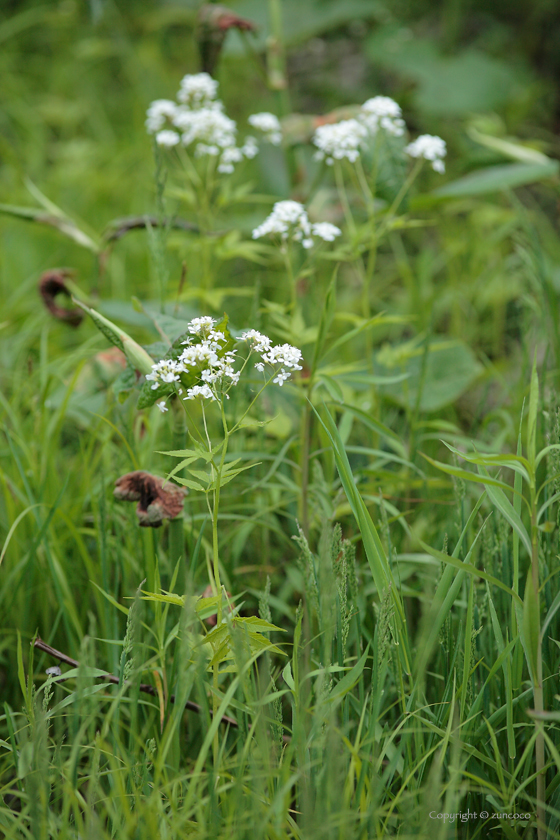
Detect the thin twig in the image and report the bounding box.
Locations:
[102,216,202,243]
[33,636,239,728]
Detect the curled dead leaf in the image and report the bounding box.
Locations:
[197,4,257,75]
[114,471,187,528]
[39,269,84,326]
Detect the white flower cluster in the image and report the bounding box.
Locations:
[148,319,303,411]
[252,200,341,249]
[313,119,368,165]
[145,73,258,173]
[241,331,303,386]
[404,134,447,173]
[359,96,406,137]
[248,112,282,145]
[312,95,446,175]
[177,73,219,108]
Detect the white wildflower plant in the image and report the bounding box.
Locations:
[145,72,257,174]
[404,134,447,173]
[139,315,303,413]
[313,119,368,165]
[358,96,406,137]
[248,112,282,146]
[311,94,446,178]
[252,201,341,249]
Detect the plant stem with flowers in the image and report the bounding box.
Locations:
[141,317,302,760]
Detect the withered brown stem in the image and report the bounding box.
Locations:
[33,636,238,728]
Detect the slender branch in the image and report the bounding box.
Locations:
[33,636,239,728]
[102,215,204,243]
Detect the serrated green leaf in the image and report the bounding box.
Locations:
[141,590,185,607]
[173,477,207,493]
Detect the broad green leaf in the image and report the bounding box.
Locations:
[365,33,527,117]
[374,339,483,412]
[73,299,154,374]
[432,161,559,198]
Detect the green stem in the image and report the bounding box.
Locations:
[299,399,312,534]
[283,246,297,311]
[168,400,187,585]
[334,162,356,237]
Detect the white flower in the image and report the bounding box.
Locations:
[218,145,244,173]
[147,73,257,173]
[188,316,217,335]
[155,129,180,147]
[404,134,446,173]
[250,340,302,386]
[184,384,216,401]
[313,119,368,165]
[252,203,342,248]
[252,200,312,243]
[242,330,272,353]
[146,359,184,389]
[177,73,219,109]
[174,107,237,151]
[359,97,406,137]
[148,316,302,401]
[248,112,282,145]
[262,343,303,370]
[146,100,179,134]
[241,136,258,159]
[273,369,290,386]
[311,222,342,242]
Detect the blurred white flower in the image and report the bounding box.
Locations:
[311,222,342,242]
[177,73,220,109]
[241,136,258,159]
[145,100,179,134]
[313,119,368,165]
[248,112,282,145]
[147,74,258,174]
[156,401,169,413]
[174,107,237,150]
[404,134,447,173]
[252,202,342,248]
[359,96,406,137]
[155,130,180,147]
[252,200,312,244]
